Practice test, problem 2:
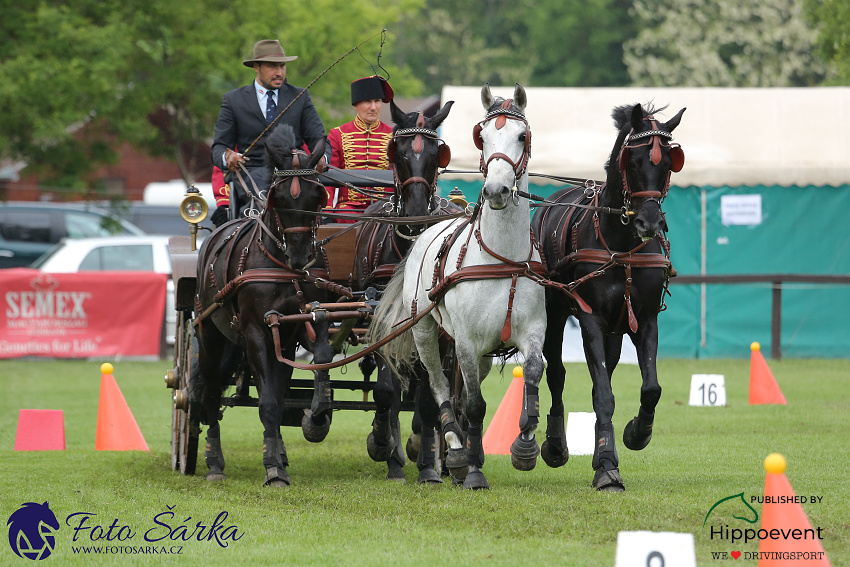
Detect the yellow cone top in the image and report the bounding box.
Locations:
[750,342,761,351]
[764,453,787,474]
[512,366,523,378]
[100,363,114,375]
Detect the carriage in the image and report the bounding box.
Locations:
[163,86,686,491]
[164,167,466,476]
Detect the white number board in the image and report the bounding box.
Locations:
[688,374,726,406]
[615,531,696,567]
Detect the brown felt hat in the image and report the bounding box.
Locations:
[243,40,298,67]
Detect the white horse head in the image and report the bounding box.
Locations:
[474,83,530,210]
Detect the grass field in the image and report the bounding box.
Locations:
[1,356,848,566]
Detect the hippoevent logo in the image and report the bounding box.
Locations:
[704,492,826,561]
[7,502,59,561]
[6,503,244,560]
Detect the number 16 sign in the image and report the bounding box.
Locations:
[688,374,727,406]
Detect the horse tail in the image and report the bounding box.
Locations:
[368,255,418,382]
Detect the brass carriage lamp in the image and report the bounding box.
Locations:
[448,187,468,208]
[179,186,209,251]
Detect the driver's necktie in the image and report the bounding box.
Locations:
[266,91,276,125]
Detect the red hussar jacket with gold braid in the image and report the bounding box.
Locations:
[326,115,393,210]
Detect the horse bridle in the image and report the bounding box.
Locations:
[264,149,327,264]
[388,112,451,217]
[616,115,684,224]
[473,100,532,191]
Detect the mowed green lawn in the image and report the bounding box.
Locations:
[1,357,848,566]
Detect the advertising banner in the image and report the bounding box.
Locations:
[0,269,166,358]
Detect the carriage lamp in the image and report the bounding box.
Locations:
[448,187,468,208]
[179,186,209,251]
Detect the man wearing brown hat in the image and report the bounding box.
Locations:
[210,39,329,225]
[325,76,394,222]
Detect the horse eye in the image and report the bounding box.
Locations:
[519,133,526,143]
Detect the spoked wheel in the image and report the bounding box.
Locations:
[170,311,200,475]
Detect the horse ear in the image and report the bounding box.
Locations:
[307,139,325,169]
[664,107,686,133]
[438,144,451,168]
[472,123,484,150]
[630,104,643,131]
[429,100,454,129]
[481,82,494,110]
[513,83,527,111]
[390,99,406,126]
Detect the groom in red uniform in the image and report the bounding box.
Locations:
[326,76,394,222]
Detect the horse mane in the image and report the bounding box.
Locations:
[485,96,525,116]
[604,102,669,173]
[611,102,668,131]
[265,124,298,171]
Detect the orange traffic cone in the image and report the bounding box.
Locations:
[749,342,787,405]
[95,363,149,451]
[482,367,524,455]
[758,453,830,566]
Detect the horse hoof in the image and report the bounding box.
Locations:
[367,431,395,462]
[416,468,443,484]
[405,433,421,462]
[301,410,331,443]
[206,471,226,482]
[540,440,569,468]
[623,417,652,451]
[386,462,406,483]
[264,467,291,488]
[386,473,406,483]
[510,435,540,471]
[463,471,490,490]
[592,468,625,492]
[445,447,468,480]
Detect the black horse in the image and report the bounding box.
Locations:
[354,99,459,483]
[193,124,344,486]
[531,103,685,491]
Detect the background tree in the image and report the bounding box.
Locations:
[393,0,636,92]
[804,0,850,84]
[0,0,421,191]
[624,0,835,87]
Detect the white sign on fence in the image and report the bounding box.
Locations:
[615,531,697,567]
[688,374,727,407]
[720,194,762,226]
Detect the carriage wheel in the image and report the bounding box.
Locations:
[172,311,200,475]
[170,311,186,471]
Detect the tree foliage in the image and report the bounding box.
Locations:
[392,0,635,93]
[0,0,421,189]
[805,0,850,84]
[624,0,835,87]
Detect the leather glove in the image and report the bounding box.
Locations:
[210,205,230,227]
[225,149,248,172]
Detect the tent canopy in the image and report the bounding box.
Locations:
[438,86,850,187]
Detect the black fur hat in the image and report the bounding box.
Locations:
[350,76,393,105]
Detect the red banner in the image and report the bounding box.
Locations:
[0,269,166,358]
